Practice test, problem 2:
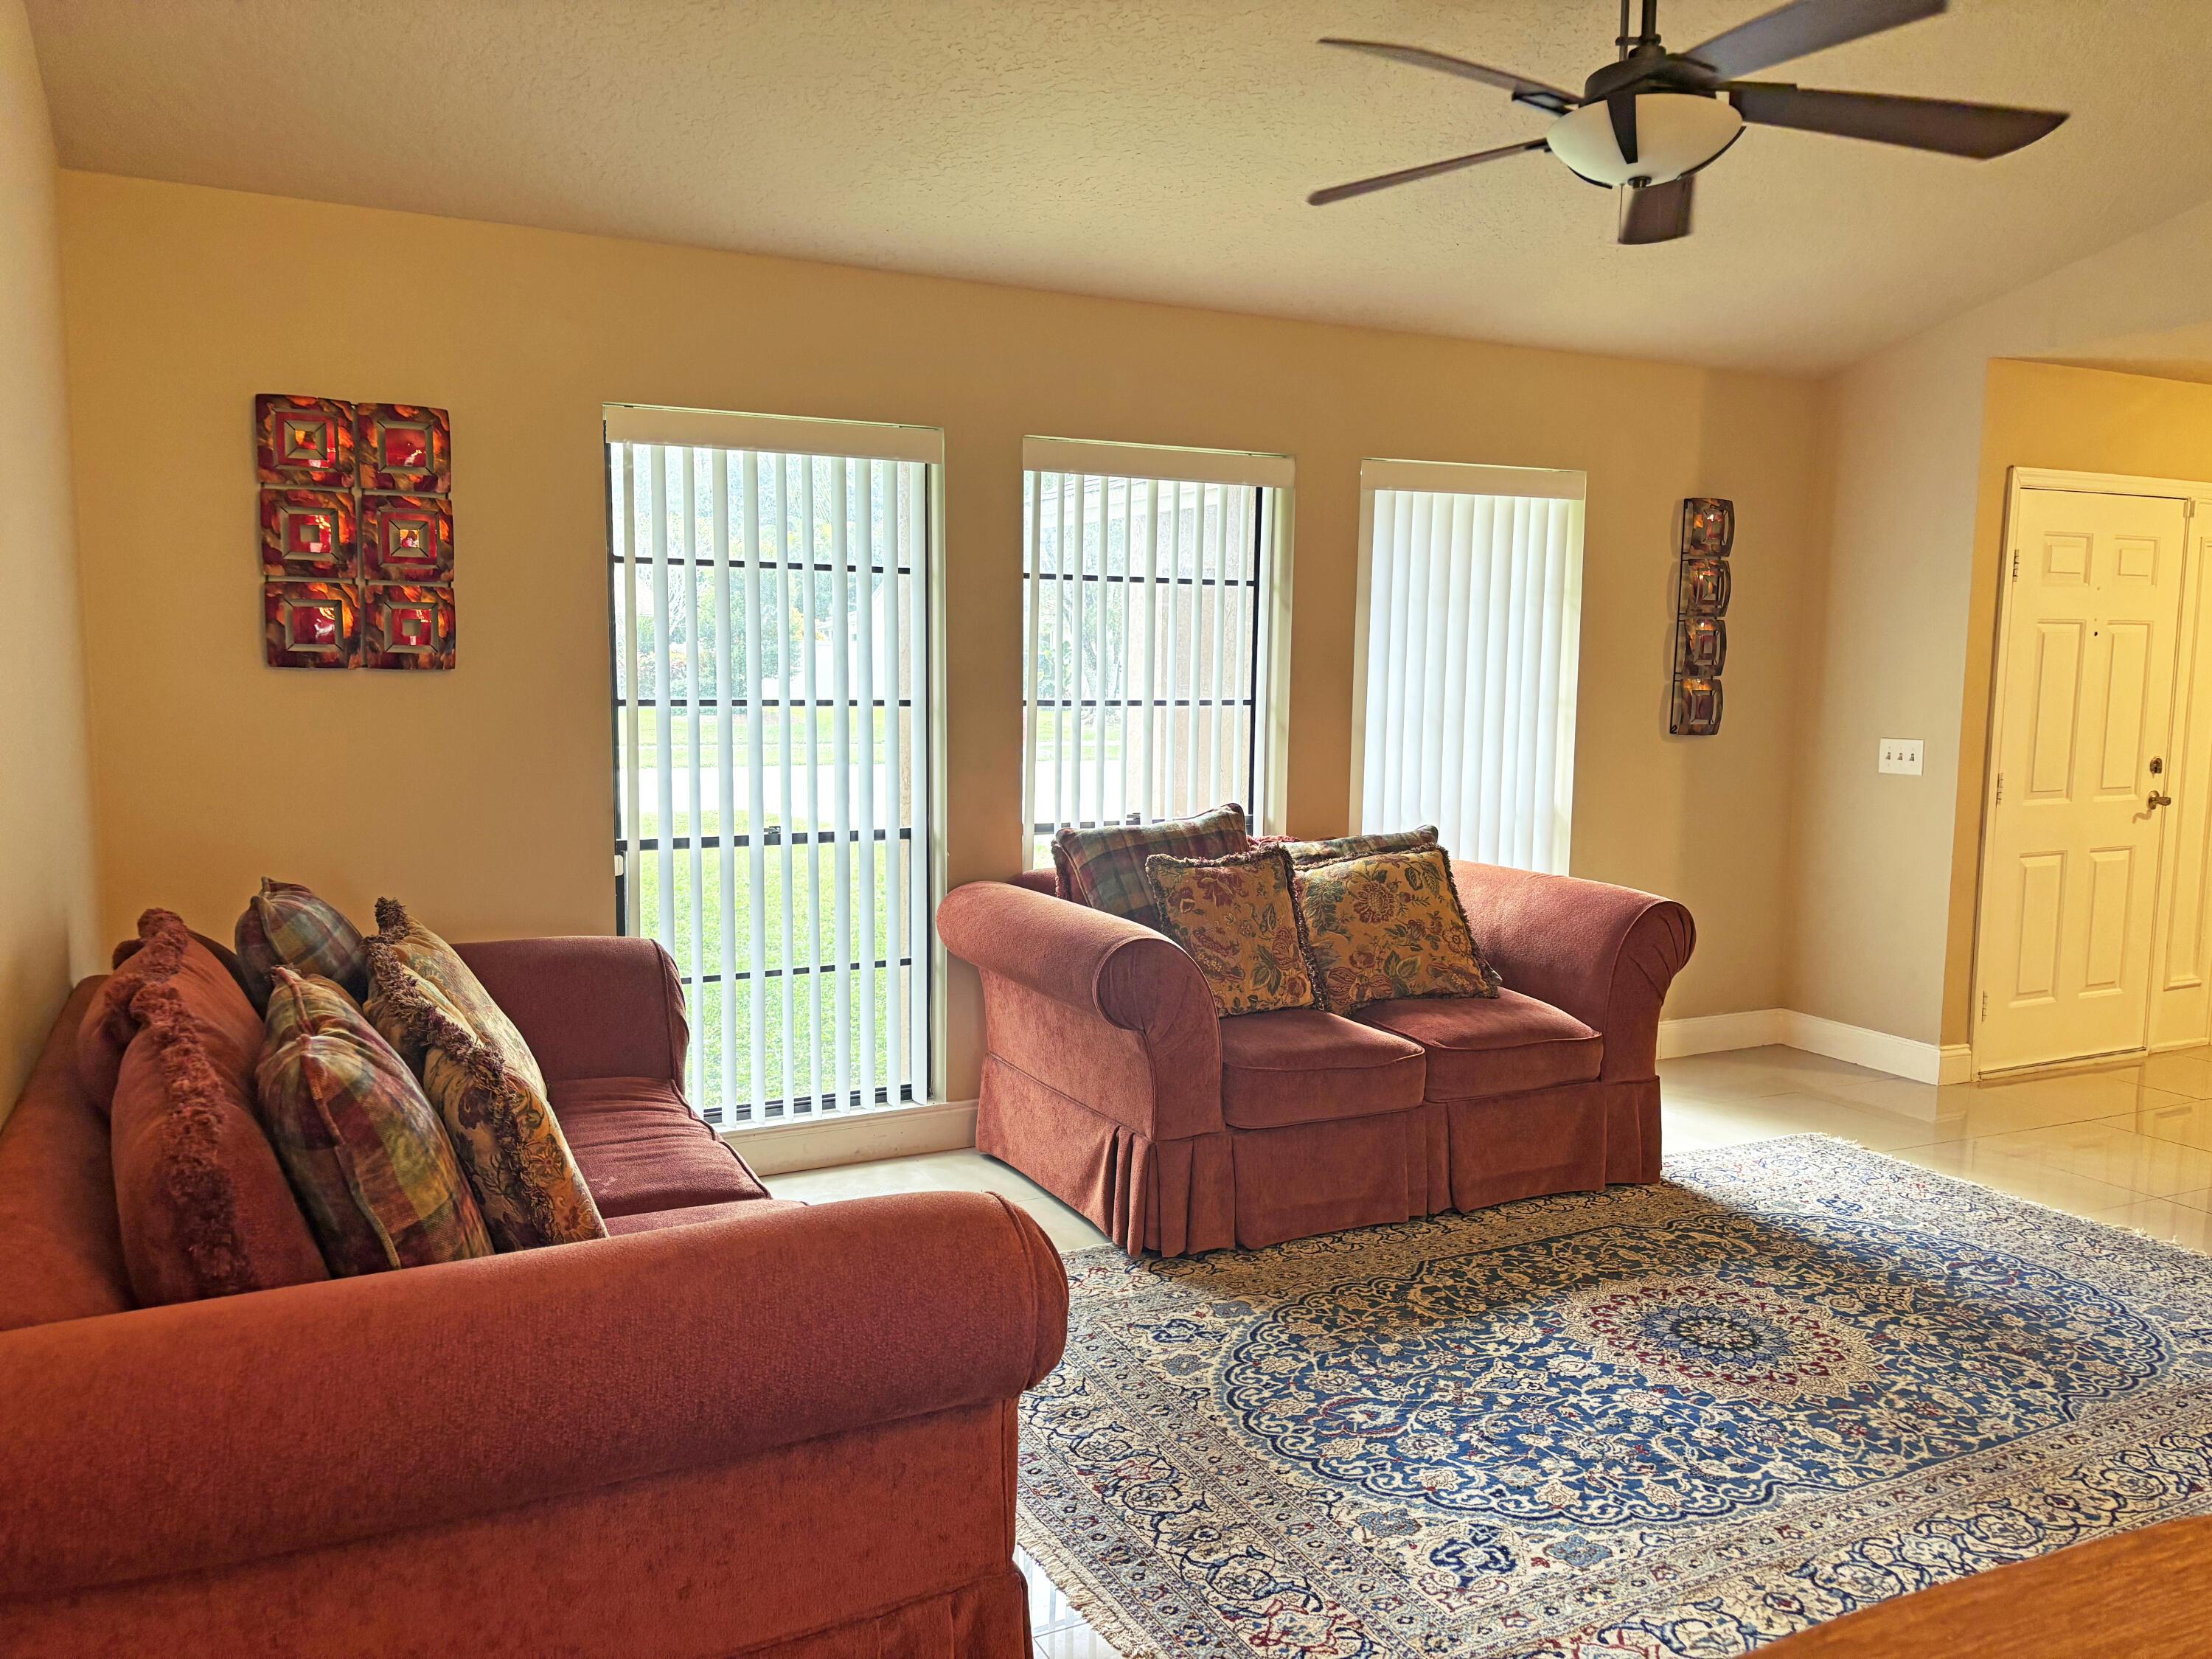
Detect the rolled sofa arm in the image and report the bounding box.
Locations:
[455,935,687,1085]
[0,1191,1065,1598]
[938,880,1222,1141]
[1452,861,1694,1082]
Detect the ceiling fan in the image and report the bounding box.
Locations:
[1307,0,2067,244]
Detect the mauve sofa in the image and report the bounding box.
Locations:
[939,860,1694,1256]
[0,934,1068,1658]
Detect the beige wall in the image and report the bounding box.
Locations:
[1939,361,2212,1044]
[0,0,97,1110]
[1791,195,2212,1051]
[58,172,1823,1099]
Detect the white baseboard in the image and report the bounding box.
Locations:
[1657,1009,1788,1058]
[1660,1008,1965,1087]
[723,1099,978,1176]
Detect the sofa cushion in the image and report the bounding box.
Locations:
[554,1077,773,1217]
[366,899,605,1251]
[234,877,369,1008]
[80,916,258,1112]
[257,967,495,1275]
[1357,989,1602,1100]
[1144,845,1318,1017]
[1053,802,1249,930]
[103,911,330,1305]
[1218,1007,1425,1130]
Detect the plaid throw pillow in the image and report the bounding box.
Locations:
[1054,804,1251,930]
[1144,846,1317,1018]
[1281,825,1439,868]
[1294,847,1502,1013]
[234,877,368,1009]
[257,967,494,1275]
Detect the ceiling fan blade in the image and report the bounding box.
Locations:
[1618,176,1695,244]
[1308,138,1551,206]
[1682,0,1944,81]
[1607,93,1641,166]
[1729,83,2067,157]
[1318,38,1579,113]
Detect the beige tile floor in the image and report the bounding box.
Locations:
[763,1043,2212,1658]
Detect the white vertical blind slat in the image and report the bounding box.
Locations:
[712,453,740,1124]
[647,448,681,1094]
[1138,480,1160,823]
[774,457,797,1116]
[680,450,708,1110]
[737,454,767,1114]
[1054,473,1074,838]
[798,459,824,1112]
[905,463,931,1096]
[855,462,880,1110]
[619,448,644,936]
[830,462,854,1112]
[884,463,908,1105]
[1020,473,1043,862]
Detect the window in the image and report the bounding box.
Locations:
[1020,438,1291,865]
[1353,461,1585,874]
[605,406,938,1127]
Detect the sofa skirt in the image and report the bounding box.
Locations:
[975,1054,1235,1256]
[1441,1076,1661,1212]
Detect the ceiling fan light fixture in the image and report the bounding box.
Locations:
[1547,93,1743,186]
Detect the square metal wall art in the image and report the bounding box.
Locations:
[1669,498,1733,736]
[1672,675,1724,737]
[1681,495,1735,557]
[361,495,454,582]
[259,487,358,578]
[256,394,356,487]
[364,585,456,670]
[357,403,452,494]
[264,581,361,669]
[256,393,453,669]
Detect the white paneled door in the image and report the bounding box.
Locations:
[1977,487,2192,1071]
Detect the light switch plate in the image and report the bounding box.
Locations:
[1879,738,1924,776]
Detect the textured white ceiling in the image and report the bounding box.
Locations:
[25,0,2212,374]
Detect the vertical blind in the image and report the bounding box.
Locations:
[605,406,936,1127]
[1357,464,1586,874]
[1020,440,1287,866]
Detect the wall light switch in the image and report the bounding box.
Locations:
[1879,738,1924,776]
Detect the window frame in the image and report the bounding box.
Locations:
[602,403,946,1125]
[1018,437,1293,864]
[1350,457,1587,874]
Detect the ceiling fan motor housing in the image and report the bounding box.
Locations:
[1547,92,1744,186]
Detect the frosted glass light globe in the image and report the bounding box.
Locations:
[1547,94,1744,186]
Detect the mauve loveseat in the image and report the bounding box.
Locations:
[0,933,1067,1658]
[938,859,1694,1256]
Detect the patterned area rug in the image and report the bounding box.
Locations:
[1018,1136,2212,1658]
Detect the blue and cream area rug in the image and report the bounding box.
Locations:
[1018,1136,2212,1658]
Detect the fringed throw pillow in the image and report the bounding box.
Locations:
[1143,846,1318,1018]
[364,900,604,1251]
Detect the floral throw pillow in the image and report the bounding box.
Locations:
[1143,846,1318,1018]
[1294,847,1502,1013]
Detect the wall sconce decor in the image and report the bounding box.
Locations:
[256,394,453,669]
[1669,496,1731,735]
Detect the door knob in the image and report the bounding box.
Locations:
[2149,790,2174,810]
